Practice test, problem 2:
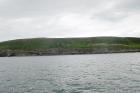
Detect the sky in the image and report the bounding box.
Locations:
[0,0,140,41]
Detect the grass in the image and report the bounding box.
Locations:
[0,37,140,51]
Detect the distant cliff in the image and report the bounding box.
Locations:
[0,37,140,57]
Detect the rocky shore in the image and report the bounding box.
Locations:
[0,48,140,57]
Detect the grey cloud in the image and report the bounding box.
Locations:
[0,0,140,41]
[92,11,128,22]
[90,0,140,22]
[0,0,103,18]
[118,0,140,11]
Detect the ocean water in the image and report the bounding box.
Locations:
[0,53,140,93]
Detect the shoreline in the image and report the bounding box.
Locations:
[1,37,140,57]
[0,49,140,57]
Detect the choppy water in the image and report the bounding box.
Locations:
[0,53,140,93]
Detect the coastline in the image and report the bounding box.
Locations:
[0,48,140,57]
[1,37,140,57]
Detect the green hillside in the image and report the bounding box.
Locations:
[0,37,140,50]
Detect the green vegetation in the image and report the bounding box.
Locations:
[0,36,140,56]
[0,37,140,50]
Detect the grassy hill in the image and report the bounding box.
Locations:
[0,37,140,50]
[0,37,140,56]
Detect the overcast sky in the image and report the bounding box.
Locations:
[0,0,140,41]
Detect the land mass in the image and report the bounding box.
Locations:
[0,37,140,57]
